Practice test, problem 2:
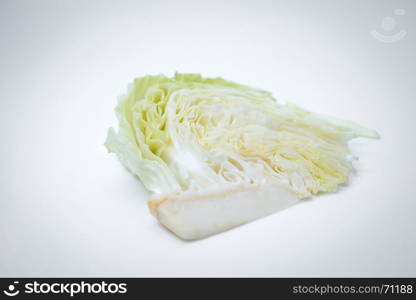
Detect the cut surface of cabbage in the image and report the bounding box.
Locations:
[105,73,379,240]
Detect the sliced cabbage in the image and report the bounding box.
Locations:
[105,73,379,239]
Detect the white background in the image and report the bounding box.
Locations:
[1,0,415,277]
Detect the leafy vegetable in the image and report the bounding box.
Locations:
[105,73,379,239]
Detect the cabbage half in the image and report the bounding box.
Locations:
[105,73,379,239]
